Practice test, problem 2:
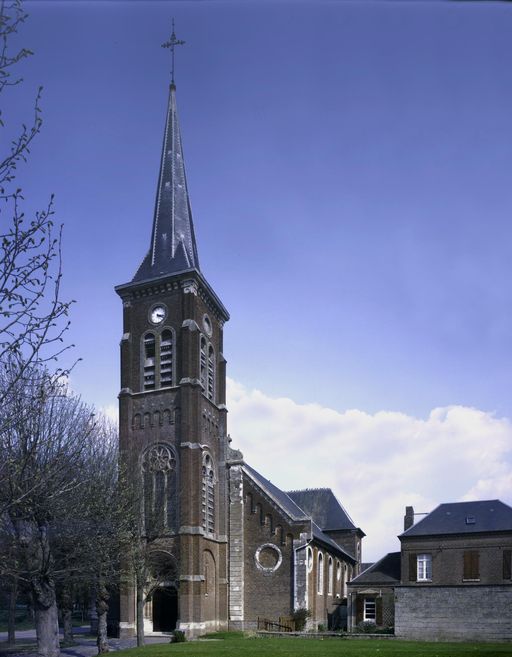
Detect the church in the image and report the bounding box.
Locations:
[114,31,363,638]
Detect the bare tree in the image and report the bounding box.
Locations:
[0,368,96,657]
[0,0,74,438]
[66,421,135,654]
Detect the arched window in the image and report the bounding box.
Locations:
[337,561,341,581]
[307,547,313,573]
[343,564,348,598]
[160,329,174,387]
[207,345,215,400]
[202,453,215,535]
[199,336,215,402]
[328,557,333,595]
[200,337,207,390]
[317,552,324,594]
[141,443,177,536]
[142,329,175,391]
[143,333,156,390]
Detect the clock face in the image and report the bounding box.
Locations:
[150,305,166,324]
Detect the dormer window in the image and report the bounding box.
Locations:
[465,515,476,525]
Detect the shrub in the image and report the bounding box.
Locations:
[317,623,326,632]
[171,630,187,643]
[291,607,312,631]
[356,621,376,634]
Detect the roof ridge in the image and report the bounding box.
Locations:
[286,487,332,493]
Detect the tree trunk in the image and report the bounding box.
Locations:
[7,577,17,646]
[61,608,73,645]
[59,586,74,645]
[136,581,145,647]
[35,602,60,657]
[12,518,60,657]
[96,583,109,654]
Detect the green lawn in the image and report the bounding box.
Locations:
[114,633,512,657]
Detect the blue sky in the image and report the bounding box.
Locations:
[5,0,512,558]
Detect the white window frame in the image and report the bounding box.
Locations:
[317,551,324,595]
[328,556,333,595]
[417,553,432,581]
[363,597,376,623]
[306,547,313,573]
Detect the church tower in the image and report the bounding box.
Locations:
[115,28,230,637]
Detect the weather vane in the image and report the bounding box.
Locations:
[162,19,185,86]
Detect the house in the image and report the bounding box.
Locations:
[395,499,512,642]
[347,552,400,631]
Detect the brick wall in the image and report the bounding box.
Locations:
[395,585,512,642]
[400,534,512,586]
[242,478,296,627]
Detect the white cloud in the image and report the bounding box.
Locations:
[226,377,512,562]
[101,404,119,424]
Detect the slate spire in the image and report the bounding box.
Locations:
[133,32,199,282]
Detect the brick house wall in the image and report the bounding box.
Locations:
[401,534,512,586]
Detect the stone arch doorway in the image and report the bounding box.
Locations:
[203,550,217,622]
[144,550,179,634]
[152,586,178,632]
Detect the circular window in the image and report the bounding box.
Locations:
[203,314,213,337]
[255,543,282,574]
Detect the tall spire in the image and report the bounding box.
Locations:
[133,24,199,283]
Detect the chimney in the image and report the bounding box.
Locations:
[404,506,414,531]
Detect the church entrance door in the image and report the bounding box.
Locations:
[152,587,178,632]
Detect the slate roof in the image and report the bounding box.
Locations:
[243,464,356,564]
[286,488,358,532]
[133,83,200,283]
[243,464,308,522]
[349,552,401,586]
[400,499,512,538]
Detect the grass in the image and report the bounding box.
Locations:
[112,632,512,657]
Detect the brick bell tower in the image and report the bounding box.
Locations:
[115,27,230,638]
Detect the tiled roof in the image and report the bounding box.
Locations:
[349,552,401,586]
[133,84,200,283]
[400,499,512,538]
[243,465,356,563]
[286,488,357,531]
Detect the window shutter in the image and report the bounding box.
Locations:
[463,551,471,579]
[409,553,417,582]
[376,597,383,626]
[472,551,480,579]
[503,550,512,580]
[356,596,364,624]
[464,551,479,579]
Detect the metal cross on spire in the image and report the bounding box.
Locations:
[161,19,185,86]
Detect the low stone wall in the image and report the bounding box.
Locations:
[395,585,512,642]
